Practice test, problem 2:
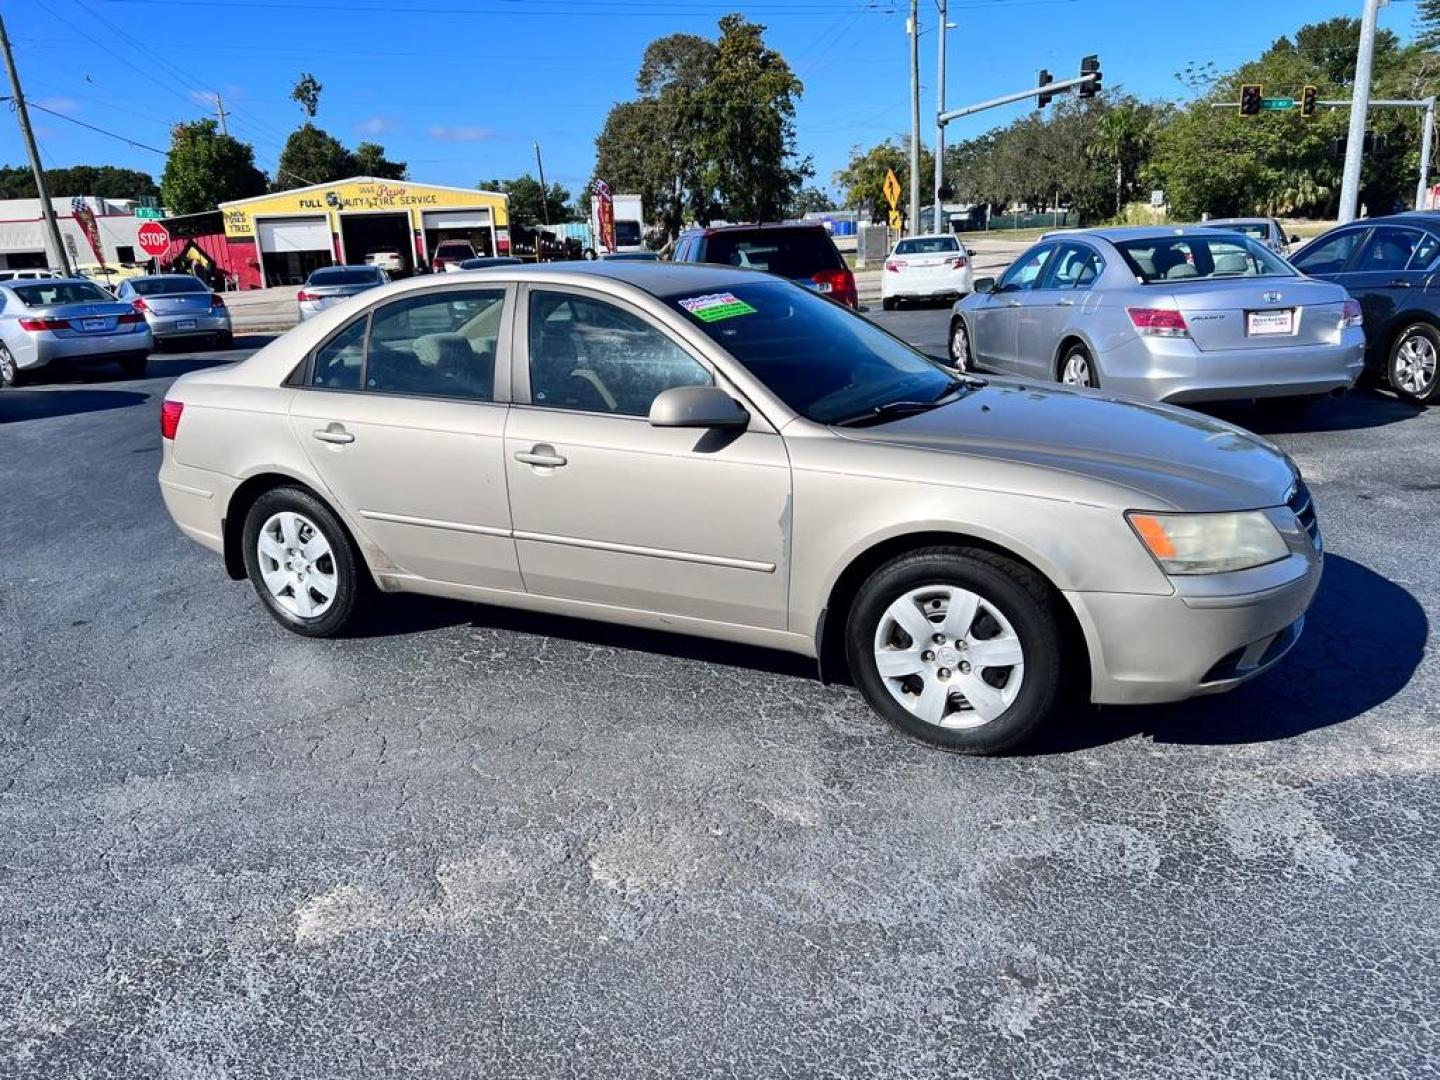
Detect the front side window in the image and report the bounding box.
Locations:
[1290,229,1366,276]
[528,290,710,416]
[1116,235,1292,283]
[365,289,503,400]
[999,244,1056,291]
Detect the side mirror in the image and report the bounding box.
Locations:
[649,385,750,430]
[1289,234,1301,244]
[973,276,996,293]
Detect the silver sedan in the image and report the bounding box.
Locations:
[297,265,389,322]
[949,226,1365,406]
[116,275,232,349]
[0,277,151,386]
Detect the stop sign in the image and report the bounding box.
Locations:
[136,220,170,257]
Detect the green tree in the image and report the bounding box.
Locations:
[788,186,838,216]
[352,141,406,180]
[0,164,159,201]
[291,72,323,118]
[273,124,352,190]
[160,119,267,214]
[835,138,934,222]
[1421,0,1440,50]
[478,174,571,224]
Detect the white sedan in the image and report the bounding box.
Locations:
[881,234,974,309]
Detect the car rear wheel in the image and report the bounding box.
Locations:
[118,353,147,378]
[1388,323,1440,404]
[0,345,17,388]
[1059,344,1097,388]
[845,547,1064,754]
[948,317,972,372]
[882,297,897,311]
[242,487,367,637]
[214,331,234,350]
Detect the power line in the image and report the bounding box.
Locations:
[26,101,167,153]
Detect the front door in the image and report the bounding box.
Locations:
[288,285,522,591]
[503,286,792,631]
[972,243,1056,374]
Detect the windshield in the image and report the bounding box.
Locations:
[894,237,959,255]
[667,280,955,424]
[613,220,643,246]
[130,276,208,296]
[308,267,383,285]
[12,281,113,306]
[1212,222,1269,241]
[703,228,843,277]
[1115,234,1293,284]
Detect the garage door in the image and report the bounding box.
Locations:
[422,209,492,230]
[258,216,331,253]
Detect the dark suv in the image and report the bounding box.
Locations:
[1289,211,1440,405]
[671,222,857,308]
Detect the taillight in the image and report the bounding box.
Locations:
[944,255,968,269]
[1127,307,1190,338]
[813,268,858,309]
[210,293,226,308]
[160,399,183,440]
[297,289,316,302]
[18,316,69,331]
[1340,299,1363,329]
[117,312,145,324]
[131,297,149,312]
[884,259,906,273]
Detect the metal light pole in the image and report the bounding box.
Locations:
[0,13,69,276]
[1416,97,1435,210]
[534,141,551,228]
[1338,0,1384,224]
[908,0,921,236]
[933,0,949,234]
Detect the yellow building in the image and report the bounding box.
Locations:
[218,177,509,286]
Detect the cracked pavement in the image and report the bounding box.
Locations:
[1,327,1437,1078]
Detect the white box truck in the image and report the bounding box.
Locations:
[587,193,645,256]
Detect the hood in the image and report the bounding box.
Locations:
[836,380,1296,512]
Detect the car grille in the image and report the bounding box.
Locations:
[1288,480,1321,551]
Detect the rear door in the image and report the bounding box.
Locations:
[1336,225,1439,333]
[970,243,1055,373]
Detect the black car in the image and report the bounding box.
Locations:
[671,222,857,308]
[1289,211,1440,404]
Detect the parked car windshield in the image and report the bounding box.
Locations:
[308,267,383,285]
[703,228,844,277]
[1115,234,1293,283]
[667,280,955,424]
[1210,222,1270,241]
[129,276,208,295]
[894,237,960,255]
[11,281,113,306]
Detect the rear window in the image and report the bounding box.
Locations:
[435,242,473,255]
[1116,235,1292,284]
[308,267,383,286]
[894,237,960,255]
[702,227,843,278]
[12,282,112,305]
[614,220,643,246]
[130,276,208,296]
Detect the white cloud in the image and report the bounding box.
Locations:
[427,125,492,142]
[189,89,218,108]
[356,115,394,136]
[34,97,79,114]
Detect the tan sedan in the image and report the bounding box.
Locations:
[159,263,1323,754]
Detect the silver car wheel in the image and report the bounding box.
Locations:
[1061,352,1092,387]
[871,585,1025,729]
[0,347,15,386]
[950,321,970,371]
[1395,334,1438,395]
[256,511,338,619]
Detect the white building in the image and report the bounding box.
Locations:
[0,196,144,272]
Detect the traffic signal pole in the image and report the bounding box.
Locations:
[908,0,921,236]
[937,70,1098,125]
[1338,0,1383,224]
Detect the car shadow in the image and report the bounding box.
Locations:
[353,592,818,680]
[1199,388,1424,435]
[0,387,150,424]
[1030,554,1428,753]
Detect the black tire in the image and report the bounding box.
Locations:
[948,316,973,372]
[881,296,897,311]
[0,345,17,388]
[845,547,1065,754]
[215,331,235,350]
[118,353,148,378]
[1058,342,1098,388]
[242,486,367,637]
[1387,322,1440,405]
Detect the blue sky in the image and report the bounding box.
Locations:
[3,0,1427,203]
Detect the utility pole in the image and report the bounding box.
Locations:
[0,13,70,275]
[534,141,550,227]
[1338,0,1384,224]
[214,92,229,135]
[932,0,948,234]
[908,0,921,236]
[1416,96,1435,210]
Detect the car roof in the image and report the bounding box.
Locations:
[1204,217,1270,225]
[1073,225,1261,243]
[679,221,827,236]
[894,233,960,242]
[405,260,762,299]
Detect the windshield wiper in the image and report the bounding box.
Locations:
[834,377,980,427]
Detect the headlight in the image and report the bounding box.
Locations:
[1127,511,1289,575]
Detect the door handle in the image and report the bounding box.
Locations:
[1056,298,1076,307]
[1005,299,1021,307]
[312,424,354,445]
[1388,279,1412,288]
[514,444,567,468]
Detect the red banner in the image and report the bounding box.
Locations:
[593,179,616,254]
[70,197,106,269]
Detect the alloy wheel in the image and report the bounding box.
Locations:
[1061,351,1092,387]
[871,585,1025,729]
[1394,333,1438,396]
[0,347,16,387]
[950,321,970,371]
[256,511,338,618]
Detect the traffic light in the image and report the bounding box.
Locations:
[1037,69,1054,108]
[1078,55,1100,98]
[1239,84,1263,116]
[1301,85,1317,118]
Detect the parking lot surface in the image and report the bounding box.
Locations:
[2,327,1437,1077]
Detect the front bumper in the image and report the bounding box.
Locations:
[147,311,231,340]
[1099,329,1366,403]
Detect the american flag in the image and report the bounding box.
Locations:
[71,196,87,215]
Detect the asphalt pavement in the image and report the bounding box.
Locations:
[2,326,1438,1078]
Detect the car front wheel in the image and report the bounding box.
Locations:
[1388,323,1440,404]
[242,487,367,637]
[845,547,1064,754]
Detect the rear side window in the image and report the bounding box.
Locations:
[311,317,367,390]
[701,229,843,276]
[1048,244,1104,289]
[1355,226,1433,273]
[366,290,503,400]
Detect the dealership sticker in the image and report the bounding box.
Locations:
[679,292,756,322]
